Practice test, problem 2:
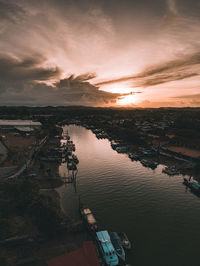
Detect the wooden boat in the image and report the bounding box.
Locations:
[141,159,158,169]
[80,208,98,231]
[118,232,131,250]
[162,166,179,175]
[128,153,134,160]
[110,232,125,261]
[67,161,77,170]
[72,154,79,164]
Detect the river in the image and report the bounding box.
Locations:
[58,125,200,266]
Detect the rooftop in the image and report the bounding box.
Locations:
[47,241,100,266]
[0,120,41,126]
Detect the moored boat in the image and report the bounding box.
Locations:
[183,178,200,195]
[66,155,73,162]
[80,208,98,231]
[110,232,125,261]
[128,153,134,160]
[96,230,119,266]
[72,154,79,164]
[67,161,77,170]
[118,232,131,250]
[141,159,158,169]
[162,166,179,175]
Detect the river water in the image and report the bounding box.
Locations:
[58,125,200,266]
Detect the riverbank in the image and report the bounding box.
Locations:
[0,124,89,265]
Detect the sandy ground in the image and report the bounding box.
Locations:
[4,133,35,149]
[0,133,36,167]
[167,146,200,158]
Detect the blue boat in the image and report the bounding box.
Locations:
[183,178,200,196]
[96,231,119,266]
[110,232,125,261]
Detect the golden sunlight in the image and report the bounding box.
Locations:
[117,94,139,105]
[100,84,134,94]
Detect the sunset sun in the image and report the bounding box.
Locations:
[117,94,139,106]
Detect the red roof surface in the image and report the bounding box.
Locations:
[47,241,100,266]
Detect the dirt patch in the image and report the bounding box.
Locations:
[4,133,35,150]
[1,133,36,167]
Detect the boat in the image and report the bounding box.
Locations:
[67,140,75,151]
[141,159,158,169]
[110,232,125,261]
[66,155,73,162]
[118,232,131,250]
[162,166,179,175]
[80,208,98,231]
[96,231,119,266]
[128,153,134,161]
[67,161,77,170]
[111,141,120,150]
[116,146,128,153]
[72,154,79,164]
[131,154,140,161]
[67,162,73,170]
[183,178,200,195]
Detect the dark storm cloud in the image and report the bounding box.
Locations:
[96,52,200,88]
[0,0,26,24]
[0,54,61,83]
[0,54,121,106]
[55,75,122,105]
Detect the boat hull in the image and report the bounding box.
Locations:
[110,232,125,261]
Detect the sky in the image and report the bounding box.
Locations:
[0,0,199,107]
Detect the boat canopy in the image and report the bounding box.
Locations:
[83,208,92,215]
[86,214,96,224]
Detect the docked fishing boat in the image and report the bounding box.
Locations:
[118,232,131,250]
[67,161,77,170]
[128,153,134,161]
[110,232,125,261]
[66,147,72,156]
[132,154,140,161]
[96,231,119,266]
[116,146,128,153]
[162,166,179,175]
[80,208,98,231]
[141,159,158,169]
[111,141,120,150]
[72,154,79,164]
[67,141,75,151]
[66,155,73,162]
[183,178,200,195]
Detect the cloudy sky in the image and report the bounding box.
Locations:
[0,0,199,107]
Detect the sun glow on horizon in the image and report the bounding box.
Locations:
[99,83,135,94]
[117,94,140,106]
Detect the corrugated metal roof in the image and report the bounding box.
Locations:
[0,120,41,126]
[15,126,34,132]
